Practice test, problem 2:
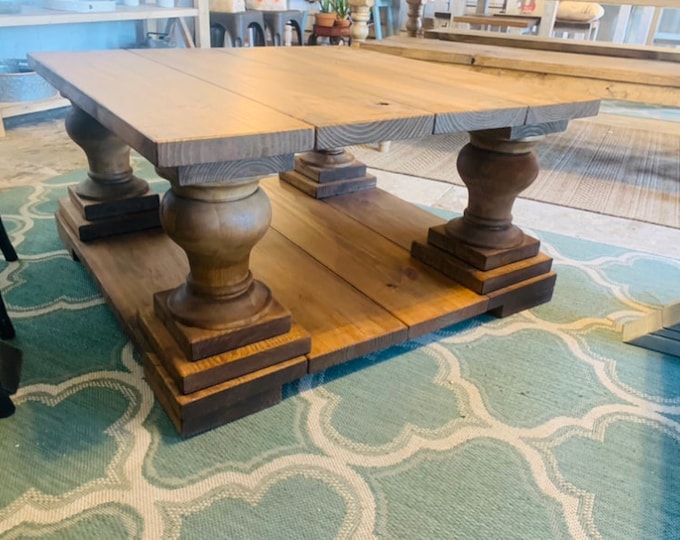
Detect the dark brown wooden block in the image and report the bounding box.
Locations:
[411,240,553,294]
[153,290,293,361]
[68,185,160,222]
[293,154,368,183]
[144,352,307,437]
[426,223,540,271]
[58,197,161,242]
[279,170,377,199]
[486,271,557,317]
[138,309,311,394]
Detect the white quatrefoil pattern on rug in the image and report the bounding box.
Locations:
[0,171,679,539]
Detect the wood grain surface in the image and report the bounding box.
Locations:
[29,47,599,171]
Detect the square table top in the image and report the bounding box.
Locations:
[29,47,600,168]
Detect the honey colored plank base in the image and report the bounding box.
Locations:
[55,179,556,435]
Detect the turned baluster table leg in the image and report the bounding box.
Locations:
[145,167,306,362]
[137,165,311,436]
[65,106,149,201]
[57,105,160,241]
[280,148,376,199]
[411,128,555,312]
[160,178,274,330]
[446,130,539,250]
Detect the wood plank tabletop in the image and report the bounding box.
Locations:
[29,47,600,168]
[28,50,315,167]
[135,47,599,137]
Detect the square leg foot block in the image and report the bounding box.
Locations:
[427,224,540,271]
[279,170,377,199]
[68,185,160,221]
[138,308,311,394]
[58,197,161,242]
[153,289,293,361]
[487,271,557,317]
[144,352,307,437]
[293,154,367,183]
[411,240,553,295]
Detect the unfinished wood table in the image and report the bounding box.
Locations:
[28,47,599,436]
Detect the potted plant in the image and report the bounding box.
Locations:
[315,0,336,27]
[332,0,351,27]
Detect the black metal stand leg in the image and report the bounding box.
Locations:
[0,341,22,418]
[0,292,15,340]
[0,216,17,262]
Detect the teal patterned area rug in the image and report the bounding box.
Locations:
[1,172,680,539]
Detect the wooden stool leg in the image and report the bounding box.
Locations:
[411,128,556,315]
[372,5,383,39]
[279,148,376,198]
[56,106,160,242]
[0,216,17,262]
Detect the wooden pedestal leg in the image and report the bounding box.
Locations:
[411,129,556,316]
[56,105,160,242]
[279,148,376,199]
[138,170,310,436]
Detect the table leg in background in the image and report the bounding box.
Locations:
[57,106,161,242]
[280,148,376,199]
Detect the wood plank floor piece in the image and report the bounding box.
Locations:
[56,204,409,369]
[326,187,555,313]
[54,180,564,431]
[262,178,489,338]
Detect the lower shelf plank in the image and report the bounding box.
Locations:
[55,178,555,434]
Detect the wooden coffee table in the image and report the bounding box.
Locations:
[28,47,599,436]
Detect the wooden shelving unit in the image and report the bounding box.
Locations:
[0,0,210,135]
[0,2,208,29]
